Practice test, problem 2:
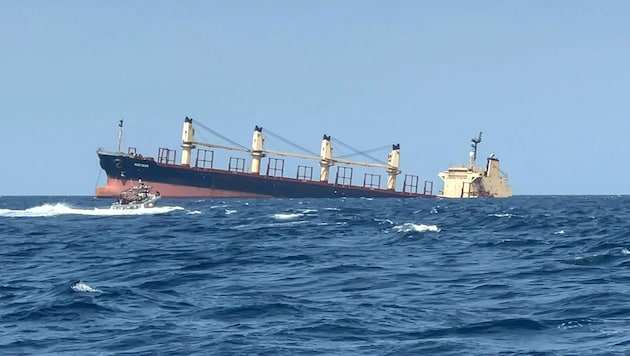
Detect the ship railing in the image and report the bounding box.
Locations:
[266,157,285,178]
[363,174,381,189]
[228,157,246,173]
[403,174,419,194]
[296,165,314,181]
[158,147,177,165]
[423,180,434,195]
[335,166,353,186]
[195,149,214,169]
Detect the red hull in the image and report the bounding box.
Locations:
[95,177,273,198]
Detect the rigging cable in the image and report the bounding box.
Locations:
[194,120,250,151]
[332,137,387,164]
[263,127,320,157]
[336,144,391,159]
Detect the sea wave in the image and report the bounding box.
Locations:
[2,196,630,355]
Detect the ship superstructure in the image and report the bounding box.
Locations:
[438,132,512,198]
[95,117,436,199]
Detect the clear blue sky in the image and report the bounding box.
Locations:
[2,1,629,195]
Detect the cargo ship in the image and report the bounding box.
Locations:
[95,117,436,198]
[438,132,512,198]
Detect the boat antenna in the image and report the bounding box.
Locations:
[117,119,124,153]
[470,131,482,166]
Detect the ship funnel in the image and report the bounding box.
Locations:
[181,116,195,166]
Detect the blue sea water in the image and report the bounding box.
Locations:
[1,195,629,355]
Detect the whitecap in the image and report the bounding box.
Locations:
[187,210,202,215]
[393,223,440,233]
[316,221,348,226]
[622,248,630,255]
[490,213,513,218]
[557,319,591,330]
[225,209,237,215]
[300,209,318,214]
[554,230,566,235]
[71,281,102,293]
[274,212,303,220]
[375,218,394,225]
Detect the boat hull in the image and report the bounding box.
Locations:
[111,195,161,209]
[95,151,434,199]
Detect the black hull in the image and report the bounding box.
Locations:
[96,151,435,198]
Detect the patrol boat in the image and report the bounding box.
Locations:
[111,180,161,209]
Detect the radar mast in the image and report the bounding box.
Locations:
[117,120,124,153]
[469,131,482,167]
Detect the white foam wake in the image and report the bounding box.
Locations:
[393,223,441,233]
[0,203,184,217]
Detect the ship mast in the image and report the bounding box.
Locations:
[470,131,482,167]
[319,135,333,182]
[117,119,123,153]
[181,117,195,165]
[251,126,264,174]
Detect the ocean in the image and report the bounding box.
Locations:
[1,195,629,355]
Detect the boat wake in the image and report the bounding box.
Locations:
[0,203,184,217]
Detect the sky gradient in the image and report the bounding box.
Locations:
[2,1,629,195]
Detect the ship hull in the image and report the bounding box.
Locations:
[95,151,434,199]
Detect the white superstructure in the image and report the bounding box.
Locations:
[438,132,512,198]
